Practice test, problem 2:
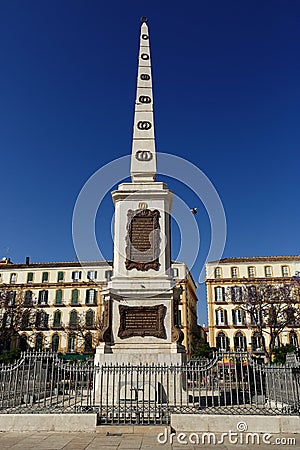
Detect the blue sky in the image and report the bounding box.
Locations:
[1,1,299,323]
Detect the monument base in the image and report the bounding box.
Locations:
[95,342,186,366]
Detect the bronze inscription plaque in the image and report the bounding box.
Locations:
[125,209,160,271]
[118,304,167,339]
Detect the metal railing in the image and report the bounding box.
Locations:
[0,351,299,424]
[0,351,94,413]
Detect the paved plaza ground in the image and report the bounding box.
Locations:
[0,430,299,450]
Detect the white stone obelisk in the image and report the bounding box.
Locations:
[95,18,185,366]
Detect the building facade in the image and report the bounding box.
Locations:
[206,256,300,354]
[0,258,197,357]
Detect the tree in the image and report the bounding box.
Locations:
[0,285,37,352]
[191,341,216,359]
[228,273,300,362]
[56,309,103,354]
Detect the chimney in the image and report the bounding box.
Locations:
[25,256,30,265]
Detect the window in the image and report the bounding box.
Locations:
[21,311,30,330]
[251,332,264,352]
[84,334,93,353]
[286,307,297,325]
[3,312,13,328]
[7,291,16,306]
[214,268,222,279]
[105,270,113,281]
[69,311,78,329]
[231,267,238,278]
[216,332,229,351]
[282,266,289,277]
[290,331,299,348]
[35,334,43,351]
[20,335,27,351]
[72,271,81,281]
[215,309,227,326]
[265,266,272,277]
[232,309,245,326]
[24,290,33,305]
[55,289,63,305]
[38,290,48,305]
[172,268,179,278]
[36,311,49,329]
[87,270,97,281]
[178,308,182,326]
[234,332,247,351]
[214,287,225,302]
[86,310,95,328]
[53,311,62,328]
[67,335,76,353]
[42,272,49,282]
[10,273,17,283]
[71,289,79,305]
[57,271,64,282]
[52,334,59,352]
[86,289,97,305]
[248,266,255,278]
[231,286,242,302]
[27,272,33,283]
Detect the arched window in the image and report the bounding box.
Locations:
[67,334,76,353]
[290,331,299,348]
[216,332,229,351]
[215,309,227,326]
[234,332,247,351]
[69,311,78,328]
[52,334,59,352]
[84,334,93,353]
[19,334,28,351]
[232,309,245,326]
[35,333,43,351]
[85,310,95,328]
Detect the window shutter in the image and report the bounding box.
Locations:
[42,272,48,282]
[57,272,64,282]
[53,311,61,327]
[27,273,33,282]
[56,290,62,304]
[72,289,78,304]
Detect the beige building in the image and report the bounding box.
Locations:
[206,256,300,354]
[0,258,197,357]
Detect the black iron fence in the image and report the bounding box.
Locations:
[0,351,299,424]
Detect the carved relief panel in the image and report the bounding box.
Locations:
[125,208,160,271]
